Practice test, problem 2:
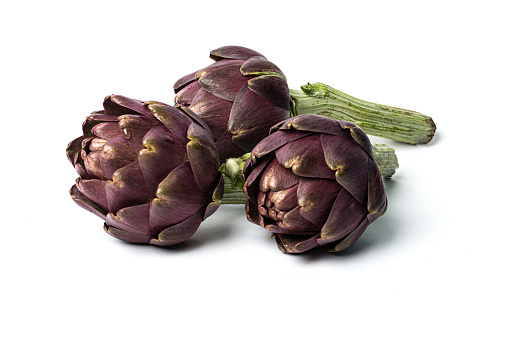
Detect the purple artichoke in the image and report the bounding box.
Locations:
[66,95,223,246]
[173,45,291,163]
[243,115,387,253]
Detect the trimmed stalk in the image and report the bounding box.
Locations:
[221,175,248,204]
[372,144,399,178]
[290,83,436,144]
[220,145,398,205]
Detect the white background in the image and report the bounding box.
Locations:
[1,1,508,338]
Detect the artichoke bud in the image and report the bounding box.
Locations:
[174,46,291,163]
[67,95,223,246]
[243,115,388,253]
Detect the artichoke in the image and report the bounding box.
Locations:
[173,45,291,162]
[243,115,387,253]
[66,95,223,246]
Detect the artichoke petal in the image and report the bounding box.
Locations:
[83,150,107,180]
[186,122,221,193]
[250,129,312,160]
[198,63,251,102]
[104,225,153,244]
[275,134,336,179]
[296,177,342,226]
[103,95,153,119]
[150,161,206,231]
[215,130,245,163]
[368,199,387,223]
[83,113,118,139]
[114,203,153,234]
[281,115,351,137]
[76,178,109,212]
[150,209,203,246]
[105,203,152,236]
[173,70,199,93]
[259,158,300,193]
[105,160,153,214]
[70,184,107,219]
[318,189,365,245]
[270,184,299,211]
[274,234,321,253]
[263,223,317,235]
[247,75,290,110]
[138,125,187,195]
[175,80,202,105]
[66,136,84,166]
[246,198,262,225]
[147,104,193,142]
[99,136,138,180]
[210,45,265,61]
[189,89,232,140]
[74,162,89,180]
[328,218,370,252]
[204,176,224,220]
[91,122,122,141]
[118,115,158,155]
[257,191,266,207]
[85,112,119,122]
[338,120,374,160]
[193,59,244,80]
[279,206,321,233]
[229,84,291,152]
[367,160,386,213]
[321,134,369,204]
[177,105,215,136]
[244,155,272,207]
[240,56,286,78]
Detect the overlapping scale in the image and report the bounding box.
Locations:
[150,161,207,231]
[210,45,265,61]
[275,134,335,179]
[240,56,285,77]
[229,83,290,152]
[150,209,204,246]
[138,124,187,195]
[317,189,365,245]
[296,177,341,227]
[189,89,232,140]
[321,134,369,204]
[186,122,221,193]
[198,63,252,102]
[274,234,321,253]
[105,160,152,214]
[99,136,138,180]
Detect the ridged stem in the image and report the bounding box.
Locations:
[220,144,398,205]
[372,144,398,178]
[290,83,436,144]
[221,175,247,205]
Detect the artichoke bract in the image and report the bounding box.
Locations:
[243,115,387,253]
[173,45,291,163]
[66,95,223,246]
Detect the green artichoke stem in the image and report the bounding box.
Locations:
[221,175,248,204]
[372,144,398,178]
[220,145,398,205]
[290,82,436,144]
